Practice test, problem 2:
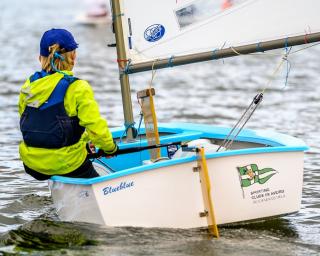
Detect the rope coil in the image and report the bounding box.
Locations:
[167,56,174,67]
[112,13,124,21]
[123,59,132,74]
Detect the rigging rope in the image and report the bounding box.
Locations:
[135,61,158,139]
[216,92,263,151]
[230,44,293,92]
[217,43,296,151]
[137,61,162,160]
[290,42,320,54]
[150,61,157,88]
[119,122,138,143]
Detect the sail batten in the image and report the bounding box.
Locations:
[119,0,320,69]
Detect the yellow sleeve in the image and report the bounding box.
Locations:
[18,79,30,116]
[18,93,25,116]
[72,80,117,153]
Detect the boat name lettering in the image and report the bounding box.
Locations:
[102,181,134,195]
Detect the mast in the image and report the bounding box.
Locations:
[126,32,320,74]
[111,0,135,140]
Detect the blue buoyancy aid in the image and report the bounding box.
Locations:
[20,71,85,149]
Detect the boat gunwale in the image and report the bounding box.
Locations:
[50,123,308,185]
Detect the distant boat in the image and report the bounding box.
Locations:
[74,1,111,25]
[222,0,233,10]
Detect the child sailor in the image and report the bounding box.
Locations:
[18,28,118,180]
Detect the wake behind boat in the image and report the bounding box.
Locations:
[50,0,320,235]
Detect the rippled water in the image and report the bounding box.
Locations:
[0,0,320,255]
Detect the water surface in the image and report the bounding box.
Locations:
[0,0,319,255]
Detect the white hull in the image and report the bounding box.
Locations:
[49,123,306,228]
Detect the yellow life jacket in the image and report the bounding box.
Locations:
[18,71,117,175]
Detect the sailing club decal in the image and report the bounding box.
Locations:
[237,164,278,188]
[237,164,286,202]
[102,181,134,196]
[144,24,165,42]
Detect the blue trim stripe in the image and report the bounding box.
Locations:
[51,144,307,185]
[50,123,308,185]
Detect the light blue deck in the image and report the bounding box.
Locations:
[50,123,308,185]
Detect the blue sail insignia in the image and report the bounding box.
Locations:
[144,24,165,42]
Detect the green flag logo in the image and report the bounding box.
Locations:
[237,164,277,188]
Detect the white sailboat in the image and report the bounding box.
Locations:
[74,0,112,25]
[50,0,320,234]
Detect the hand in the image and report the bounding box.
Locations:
[96,144,119,158]
[89,142,96,153]
[87,142,96,153]
[105,144,119,158]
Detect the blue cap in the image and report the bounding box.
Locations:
[40,28,78,57]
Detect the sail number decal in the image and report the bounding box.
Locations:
[144,24,165,42]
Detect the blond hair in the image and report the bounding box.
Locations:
[40,44,76,73]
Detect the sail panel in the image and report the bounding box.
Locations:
[120,0,320,64]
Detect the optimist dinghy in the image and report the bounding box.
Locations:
[50,0,320,235]
[50,123,307,229]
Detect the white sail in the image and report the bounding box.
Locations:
[119,0,320,64]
